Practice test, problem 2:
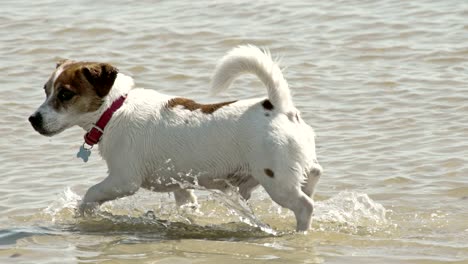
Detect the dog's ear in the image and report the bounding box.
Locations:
[82,63,119,98]
[56,59,72,68]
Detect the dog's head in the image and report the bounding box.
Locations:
[29,60,118,136]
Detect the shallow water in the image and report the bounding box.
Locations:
[1,0,467,263]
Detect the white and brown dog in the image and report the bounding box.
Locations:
[29,46,322,231]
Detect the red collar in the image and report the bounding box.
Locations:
[84,95,127,146]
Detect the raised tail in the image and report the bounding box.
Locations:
[211,45,294,112]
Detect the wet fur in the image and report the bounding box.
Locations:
[29,46,322,231]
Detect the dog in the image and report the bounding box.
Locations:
[29,45,322,231]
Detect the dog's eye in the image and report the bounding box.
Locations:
[58,88,76,101]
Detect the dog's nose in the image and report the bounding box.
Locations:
[28,112,43,128]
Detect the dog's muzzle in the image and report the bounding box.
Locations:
[28,112,45,133]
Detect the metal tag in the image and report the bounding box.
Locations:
[77,144,92,162]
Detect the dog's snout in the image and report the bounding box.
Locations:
[29,112,43,128]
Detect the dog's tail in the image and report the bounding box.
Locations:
[211,45,293,112]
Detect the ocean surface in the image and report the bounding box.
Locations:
[1,0,467,263]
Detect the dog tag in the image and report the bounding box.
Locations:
[77,144,91,162]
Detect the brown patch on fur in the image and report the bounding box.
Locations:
[264,168,274,178]
[50,61,117,112]
[44,79,53,97]
[166,98,237,114]
[56,59,73,69]
[262,99,274,110]
[82,63,118,98]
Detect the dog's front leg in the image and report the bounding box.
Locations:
[79,173,141,215]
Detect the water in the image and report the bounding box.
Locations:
[1,0,467,263]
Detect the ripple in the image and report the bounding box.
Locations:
[1,0,468,262]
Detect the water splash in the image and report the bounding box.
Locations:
[40,187,388,237]
[42,187,81,223]
[313,191,388,234]
[209,190,277,235]
[40,186,277,239]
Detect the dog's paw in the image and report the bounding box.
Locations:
[178,202,201,215]
[75,201,100,217]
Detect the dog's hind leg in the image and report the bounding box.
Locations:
[301,165,322,198]
[173,189,198,207]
